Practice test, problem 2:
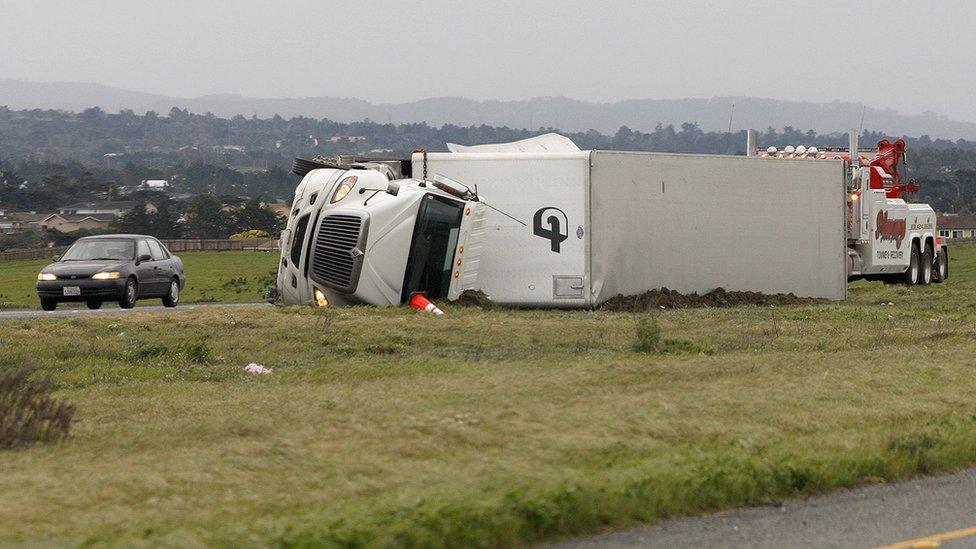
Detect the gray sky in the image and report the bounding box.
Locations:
[2,0,974,121]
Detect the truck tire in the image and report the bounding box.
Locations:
[901,241,921,285]
[292,157,341,177]
[934,246,949,282]
[920,243,933,285]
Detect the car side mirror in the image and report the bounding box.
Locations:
[137,254,152,264]
[52,255,61,262]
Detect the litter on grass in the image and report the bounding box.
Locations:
[244,363,272,375]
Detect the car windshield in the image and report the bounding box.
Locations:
[61,239,135,261]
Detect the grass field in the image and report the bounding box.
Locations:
[2,245,976,546]
[0,251,279,309]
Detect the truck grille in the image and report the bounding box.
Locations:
[310,214,367,292]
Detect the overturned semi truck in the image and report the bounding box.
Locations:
[271,132,945,308]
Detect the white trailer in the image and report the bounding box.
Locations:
[272,133,944,308]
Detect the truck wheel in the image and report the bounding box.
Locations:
[920,243,933,285]
[901,241,921,285]
[934,247,949,282]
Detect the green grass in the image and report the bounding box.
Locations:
[0,251,278,309]
[2,246,976,546]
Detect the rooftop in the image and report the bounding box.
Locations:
[59,201,137,211]
[937,213,976,229]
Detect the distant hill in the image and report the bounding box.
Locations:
[3,79,976,140]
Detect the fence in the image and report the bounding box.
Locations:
[0,238,279,262]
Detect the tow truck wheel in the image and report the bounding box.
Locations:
[934,247,949,282]
[902,241,921,285]
[920,243,933,285]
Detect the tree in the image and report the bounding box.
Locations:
[231,196,284,234]
[183,194,229,238]
[112,203,154,234]
[151,200,183,239]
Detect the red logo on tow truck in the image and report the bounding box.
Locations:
[876,210,906,248]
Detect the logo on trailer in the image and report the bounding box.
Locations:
[876,210,906,248]
[533,207,569,253]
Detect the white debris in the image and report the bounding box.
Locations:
[887,314,894,319]
[887,302,894,306]
[244,363,272,375]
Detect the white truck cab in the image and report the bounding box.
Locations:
[275,161,485,307]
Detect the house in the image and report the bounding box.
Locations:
[5,213,49,233]
[141,179,170,190]
[59,201,137,217]
[39,213,116,233]
[936,213,976,239]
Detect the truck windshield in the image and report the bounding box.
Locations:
[401,195,464,302]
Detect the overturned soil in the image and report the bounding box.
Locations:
[600,287,824,312]
[450,289,495,310]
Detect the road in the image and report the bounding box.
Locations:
[548,468,976,549]
[0,301,267,320]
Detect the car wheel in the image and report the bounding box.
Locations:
[119,278,138,309]
[40,299,57,311]
[86,301,102,310]
[162,278,180,308]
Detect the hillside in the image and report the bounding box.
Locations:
[3,79,976,140]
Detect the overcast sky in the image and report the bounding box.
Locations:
[2,0,974,121]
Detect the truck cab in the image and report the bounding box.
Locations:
[275,162,485,307]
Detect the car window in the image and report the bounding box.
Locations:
[61,239,135,261]
[147,240,167,260]
[137,239,152,260]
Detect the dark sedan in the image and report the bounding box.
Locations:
[36,234,185,311]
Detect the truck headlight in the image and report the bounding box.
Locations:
[330,175,358,204]
[91,271,121,280]
[37,273,56,281]
[313,288,329,307]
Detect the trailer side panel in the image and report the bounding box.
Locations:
[589,151,847,301]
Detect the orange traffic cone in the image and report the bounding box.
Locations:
[409,293,445,316]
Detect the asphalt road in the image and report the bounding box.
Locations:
[0,301,267,320]
[548,468,976,549]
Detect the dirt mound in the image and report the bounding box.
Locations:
[600,287,823,312]
[450,290,494,310]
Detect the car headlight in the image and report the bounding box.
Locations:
[330,175,358,204]
[37,273,56,281]
[91,271,121,280]
[313,288,329,307]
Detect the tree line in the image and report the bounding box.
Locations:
[3,106,976,213]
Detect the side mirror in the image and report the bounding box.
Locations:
[52,255,61,262]
[137,254,152,264]
[386,181,401,196]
